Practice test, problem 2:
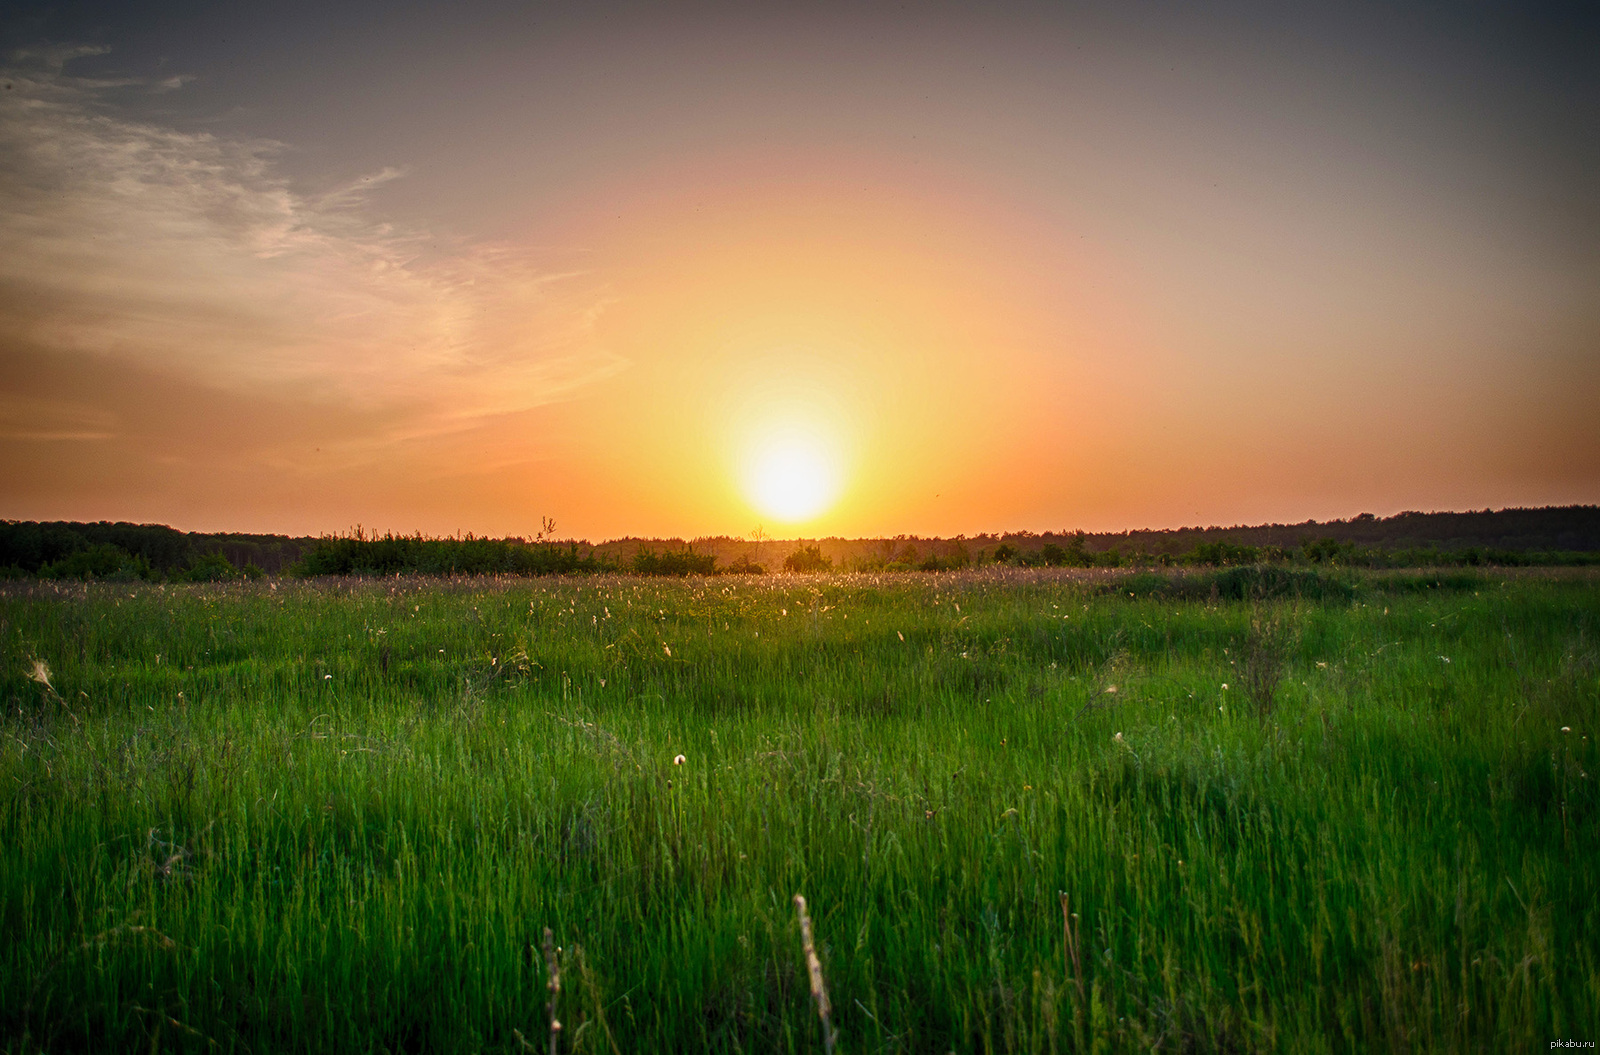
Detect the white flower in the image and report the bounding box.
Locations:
[673,754,686,765]
[1221,683,1229,690]
[1113,731,1124,742]
[1562,727,1572,733]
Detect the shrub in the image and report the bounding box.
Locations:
[1186,540,1260,566]
[783,545,833,573]
[1301,537,1354,564]
[180,552,241,582]
[632,548,717,576]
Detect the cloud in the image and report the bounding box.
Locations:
[0,391,116,442]
[0,52,624,454]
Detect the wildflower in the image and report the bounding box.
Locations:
[1113,732,1123,742]
[1562,726,1571,733]
[324,674,333,680]
[1221,682,1229,690]
[674,754,686,765]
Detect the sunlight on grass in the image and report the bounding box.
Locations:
[0,568,1595,1051]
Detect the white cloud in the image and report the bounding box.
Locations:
[0,54,624,444]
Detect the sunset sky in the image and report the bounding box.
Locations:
[2,1,1596,540]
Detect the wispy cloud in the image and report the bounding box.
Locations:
[0,51,623,451]
[0,392,116,442]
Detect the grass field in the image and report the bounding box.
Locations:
[2,567,1597,1053]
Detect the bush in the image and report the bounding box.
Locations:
[783,545,833,573]
[180,552,241,582]
[1301,537,1355,564]
[632,548,717,576]
[1186,540,1260,566]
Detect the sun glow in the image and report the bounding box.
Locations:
[743,426,842,523]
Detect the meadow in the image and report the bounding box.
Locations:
[1,567,1596,1053]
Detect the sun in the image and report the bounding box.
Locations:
[743,427,841,523]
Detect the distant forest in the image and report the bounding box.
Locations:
[2,506,1597,581]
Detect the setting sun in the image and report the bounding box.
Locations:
[743,427,842,523]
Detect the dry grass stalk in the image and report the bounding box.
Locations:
[1242,608,1290,715]
[1059,891,1085,1006]
[794,894,839,1055]
[542,927,563,1055]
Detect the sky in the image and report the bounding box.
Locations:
[1,0,1596,540]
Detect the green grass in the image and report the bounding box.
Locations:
[2,567,1596,1053]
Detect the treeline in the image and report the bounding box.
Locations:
[4,507,1598,582]
[1070,505,1600,557]
[296,531,614,577]
[0,520,313,582]
[0,522,740,581]
[978,533,1600,570]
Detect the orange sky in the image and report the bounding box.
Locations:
[2,4,1596,539]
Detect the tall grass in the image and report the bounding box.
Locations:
[1,568,1596,1052]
